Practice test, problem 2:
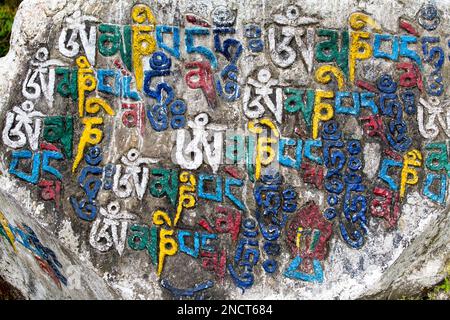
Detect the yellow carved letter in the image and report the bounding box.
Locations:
[400,149,422,198]
[72,117,103,172]
[315,65,345,90]
[248,119,280,180]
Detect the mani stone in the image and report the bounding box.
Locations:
[0,0,449,300]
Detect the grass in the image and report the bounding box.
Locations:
[0,0,448,301]
[426,276,450,300]
[0,2,20,57]
[400,264,450,300]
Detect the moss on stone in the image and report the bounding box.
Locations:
[0,275,25,300]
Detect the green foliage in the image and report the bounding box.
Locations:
[0,4,18,57]
[427,276,450,300]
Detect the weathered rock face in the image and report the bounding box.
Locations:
[0,0,449,300]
